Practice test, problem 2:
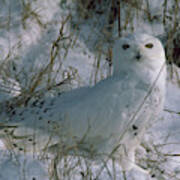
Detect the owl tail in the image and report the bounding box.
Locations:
[0,77,21,101]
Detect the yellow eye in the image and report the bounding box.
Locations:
[122,44,130,50]
[145,43,154,48]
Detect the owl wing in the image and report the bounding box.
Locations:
[0,73,155,152]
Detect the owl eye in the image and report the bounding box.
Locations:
[122,44,130,50]
[145,43,154,48]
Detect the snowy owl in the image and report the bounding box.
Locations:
[0,33,166,171]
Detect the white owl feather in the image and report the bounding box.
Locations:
[0,33,166,171]
[0,76,21,101]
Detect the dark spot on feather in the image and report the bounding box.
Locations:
[132,125,138,130]
[7,105,14,112]
[43,108,49,113]
[13,144,17,148]
[19,147,23,151]
[134,132,138,136]
[19,112,23,116]
[11,110,16,115]
[146,148,151,153]
[32,100,39,107]
[80,172,85,177]
[4,129,8,133]
[40,100,45,106]
[96,10,104,14]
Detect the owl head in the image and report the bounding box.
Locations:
[112,33,166,75]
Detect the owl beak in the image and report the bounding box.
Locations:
[135,52,141,61]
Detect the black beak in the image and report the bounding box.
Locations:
[136,52,141,60]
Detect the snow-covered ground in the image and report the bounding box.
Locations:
[0,0,179,179]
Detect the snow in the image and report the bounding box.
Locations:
[0,151,49,180]
[0,0,180,179]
